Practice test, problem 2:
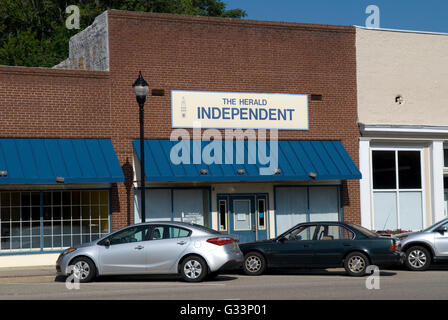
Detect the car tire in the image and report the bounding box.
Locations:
[180,256,208,282]
[243,251,266,276]
[344,252,370,277]
[405,246,431,271]
[69,256,97,283]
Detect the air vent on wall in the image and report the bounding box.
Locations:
[310,94,323,101]
[151,89,165,96]
[395,95,404,105]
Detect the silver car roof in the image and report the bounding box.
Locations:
[128,221,219,235]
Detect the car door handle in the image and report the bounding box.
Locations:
[177,241,187,245]
[343,243,352,247]
[134,245,144,250]
[303,244,311,248]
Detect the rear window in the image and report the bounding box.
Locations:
[346,223,379,238]
[191,224,222,235]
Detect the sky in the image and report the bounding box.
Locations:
[223,0,448,33]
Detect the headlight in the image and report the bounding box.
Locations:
[397,235,408,241]
[62,248,77,255]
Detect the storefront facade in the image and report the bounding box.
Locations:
[0,10,361,263]
[132,139,360,243]
[356,27,448,232]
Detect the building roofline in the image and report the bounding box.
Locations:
[107,9,355,33]
[355,25,448,36]
[0,65,109,79]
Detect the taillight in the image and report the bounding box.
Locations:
[390,243,397,252]
[207,237,234,246]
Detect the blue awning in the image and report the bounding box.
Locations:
[0,139,124,184]
[133,139,361,182]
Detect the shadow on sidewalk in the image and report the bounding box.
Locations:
[54,274,238,283]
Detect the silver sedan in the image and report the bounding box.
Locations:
[56,221,243,282]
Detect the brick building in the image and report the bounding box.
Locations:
[0,10,361,264]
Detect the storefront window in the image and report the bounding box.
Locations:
[146,189,172,221]
[398,151,422,189]
[275,186,340,235]
[173,189,209,226]
[275,187,308,235]
[372,149,423,231]
[0,190,110,253]
[135,188,210,227]
[372,151,396,189]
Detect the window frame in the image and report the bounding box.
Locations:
[316,224,355,241]
[106,224,151,245]
[370,146,426,230]
[0,189,111,255]
[148,224,192,241]
[283,224,318,241]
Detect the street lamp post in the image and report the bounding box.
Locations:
[133,71,149,222]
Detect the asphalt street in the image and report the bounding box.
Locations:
[0,266,447,300]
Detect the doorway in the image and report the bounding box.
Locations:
[217,194,268,243]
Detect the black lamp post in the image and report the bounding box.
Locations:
[133,71,149,222]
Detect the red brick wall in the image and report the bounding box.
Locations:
[0,11,361,231]
[106,11,361,225]
[0,67,111,138]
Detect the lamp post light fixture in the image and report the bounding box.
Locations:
[133,71,149,222]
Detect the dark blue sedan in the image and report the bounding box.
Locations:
[239,221,404,276]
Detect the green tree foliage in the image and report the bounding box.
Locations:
[0,0,247,67]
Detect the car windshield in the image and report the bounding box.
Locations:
[422,218,448,232]
[346,223,379,238]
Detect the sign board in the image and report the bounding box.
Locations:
[171,90,308,130]
[181,211,203,225]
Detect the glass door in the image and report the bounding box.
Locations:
[229,195,255,243]
[218,194,269,243]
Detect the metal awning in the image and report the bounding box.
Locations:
[0,139,124,184]
[133,139,361,182]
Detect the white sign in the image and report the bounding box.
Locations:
[171,90,308,130]
[182,212,203,225]
[237,214,247,221]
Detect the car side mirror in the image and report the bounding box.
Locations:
[104,239,111,246]
[278,237,286,243]
[436,226,447,234]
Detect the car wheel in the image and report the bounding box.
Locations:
[405,246,431,271]
[69,257,96,283]
[344,252,369,277]
[243,251,266,276]
[180,256,208,282]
